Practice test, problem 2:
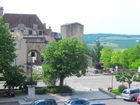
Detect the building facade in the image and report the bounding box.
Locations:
[61,22,84,42]
[1,8,55,74]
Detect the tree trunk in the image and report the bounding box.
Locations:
[128,83,131,88]
[59,75,65,87]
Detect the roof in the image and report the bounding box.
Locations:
[61,22,83,27]
[3,13,46,30]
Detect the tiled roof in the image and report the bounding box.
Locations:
[3,13,45,29]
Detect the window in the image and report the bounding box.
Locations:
[29,30,32,35]
[37,102,46,105]
[31,52,35,57]
[39,31,42,35]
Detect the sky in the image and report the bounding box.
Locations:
[1,0,140,35]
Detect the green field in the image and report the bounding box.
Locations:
[83,34,140,49]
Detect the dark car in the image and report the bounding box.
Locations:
[30,99,57,105]
[64,98,89,105]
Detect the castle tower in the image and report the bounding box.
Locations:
[61,22,84,42]
[0,7,3,16]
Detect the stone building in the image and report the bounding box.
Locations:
[0,7,3,16]
[61,22,84,42]
[1,8,55,74]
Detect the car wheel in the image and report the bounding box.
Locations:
[131,97,136,101]
[137,102,140,104]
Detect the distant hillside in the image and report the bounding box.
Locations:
[83,33,140,49]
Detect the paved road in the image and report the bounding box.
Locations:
[92,99,138,105]
[65,74,140,91]
[58,99,138,105]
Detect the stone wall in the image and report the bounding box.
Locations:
[61,22,84,42]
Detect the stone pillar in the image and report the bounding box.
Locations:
[28,85,35,98]
[24,85,37,102]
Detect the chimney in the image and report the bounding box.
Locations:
[0,7,3,16]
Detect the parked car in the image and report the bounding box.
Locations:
[30,99,57,105]
[136,94,140,104]
[90,101,105,105]
[64,98,89,105]
[122,87,140,101]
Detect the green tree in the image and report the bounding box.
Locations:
[119,50,130,69]
[0,17,26,94]
[119,45,140,70]
[43,38,88,86]
[100,47,112,70]
[111,50,122,67]
[88,40,103,65]
[115,71,136,88]
[94,40,104,62]
[3,65,26,89]
[129,59,140,70]
[0,17,16,73]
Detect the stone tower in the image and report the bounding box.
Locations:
[61,22,84,42]
[0,7,3,16]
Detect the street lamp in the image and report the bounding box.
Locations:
[109,68,114,90]
[30,56,36,84]
[24,56,36,101]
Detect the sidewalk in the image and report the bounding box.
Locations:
[14,90,113,105]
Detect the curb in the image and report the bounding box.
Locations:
[0,100,20,105]
[98,88,116,99]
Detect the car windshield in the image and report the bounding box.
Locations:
[74,100,88,105]
[122,90,130,94]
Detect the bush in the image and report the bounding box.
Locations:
[33,71,42,81]
[112,89,121,95]
[134,76,140,82]
[47,85,73,94]
[118,84,127,93]
[35,87,47,94]
[0,77,4,81]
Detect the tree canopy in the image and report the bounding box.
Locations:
[42,38,88,86]
[100,47,112,69]
[0,17,16,73]
[88,40,103,64]
[0,17,25,92]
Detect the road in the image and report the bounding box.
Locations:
[65,74,140,91]
[102,99,138,105]
[58,99,138,105]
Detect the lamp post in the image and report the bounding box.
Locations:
[30,56,36,84]
[109,68,114,90]
[24,56,37,101]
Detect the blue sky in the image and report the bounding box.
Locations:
[1,0,140,34]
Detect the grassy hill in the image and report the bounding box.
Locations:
[83,33,140,49]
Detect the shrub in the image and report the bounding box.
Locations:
[0,77,5,81]
[112,89,121,95]
[134,76,140,82]
[33,70,42,81]
[118,84,127,93]
[47,85,73,94]
[35,87,47,94]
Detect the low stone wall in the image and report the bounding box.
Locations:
[98,88,116,99]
